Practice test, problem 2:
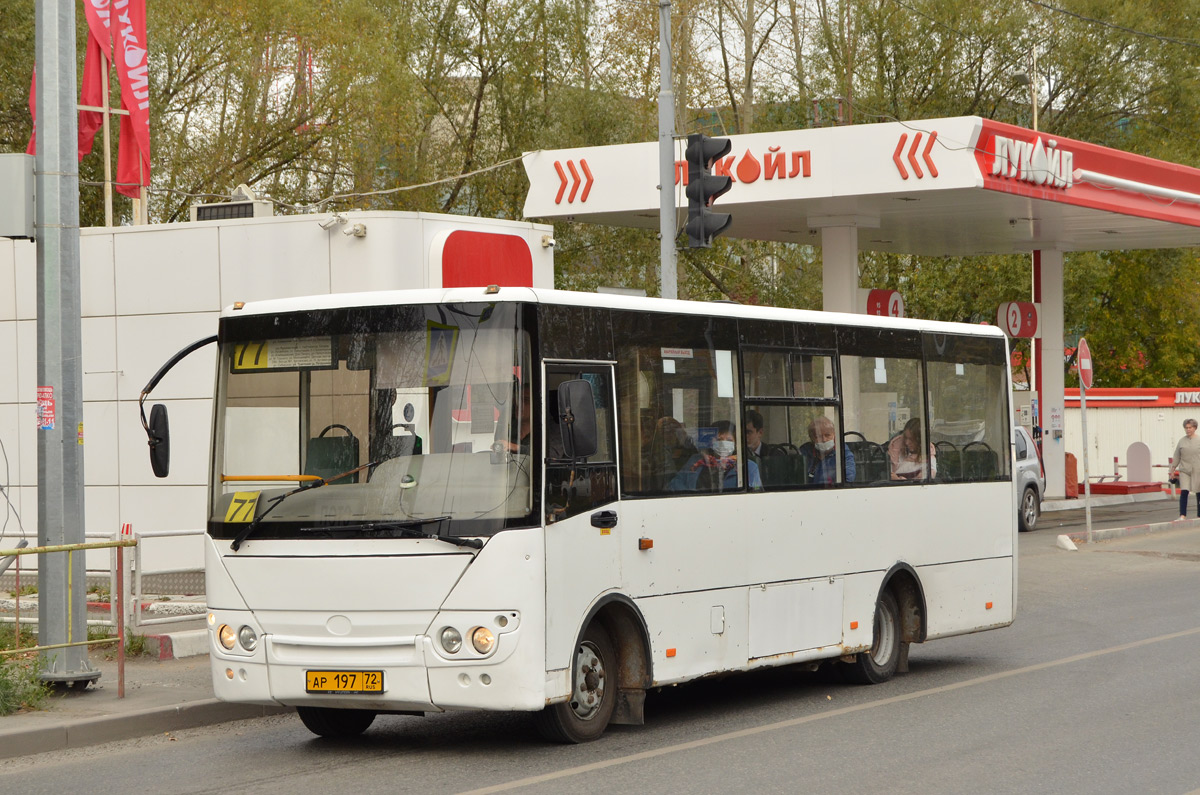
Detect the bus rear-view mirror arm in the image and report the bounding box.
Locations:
[139,335,218,478]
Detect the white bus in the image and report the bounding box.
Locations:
[143,286,1016,742]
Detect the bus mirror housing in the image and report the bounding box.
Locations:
[147,403,171,478]
[557,379,597,460]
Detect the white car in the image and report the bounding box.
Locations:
[1015,425,1045,532]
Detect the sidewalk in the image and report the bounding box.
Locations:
[0,647,288,760]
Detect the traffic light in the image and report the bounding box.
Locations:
[685,133,733,248]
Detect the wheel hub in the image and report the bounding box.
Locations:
[570,641,605,720]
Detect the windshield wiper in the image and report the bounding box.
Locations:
[299,517,483,549]
[229,460,379,551]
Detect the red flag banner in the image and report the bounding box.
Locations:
[25,70,35,156]
[78,35,106,160]
[26,0,115,162]
[112,0,150,198]
[79,0,114,161]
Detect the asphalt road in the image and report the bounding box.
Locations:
[2,512,1199,794]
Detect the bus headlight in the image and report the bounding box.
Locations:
[471,627,496,655]
[238,625,258,651]
[440,627,463,654]
[217,624,236,651]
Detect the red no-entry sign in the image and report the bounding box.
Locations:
[1077,337,1094,390]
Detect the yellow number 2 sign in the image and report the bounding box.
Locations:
[225,492,261,523]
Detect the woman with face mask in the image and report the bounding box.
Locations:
[668,420,761,491]
[801,415,855,485]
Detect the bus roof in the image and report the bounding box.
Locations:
[221,286,1006,340]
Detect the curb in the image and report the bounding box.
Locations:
[1066,516,1200,544]
[1043,492,1168,512]
[144,629,209,660]
[0,700,290,760]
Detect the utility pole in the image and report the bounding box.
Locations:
[657,0,678,300]
[36,0,98,685]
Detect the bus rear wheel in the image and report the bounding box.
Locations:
[534,622,616,743]
[841,589,901,685]
[297,706,376,738]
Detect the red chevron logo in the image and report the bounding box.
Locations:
[893,131,939,180]
[554,159,594,204]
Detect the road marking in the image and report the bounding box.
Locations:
[459,626,1200,794]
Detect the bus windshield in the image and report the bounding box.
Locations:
[209,301,534,541]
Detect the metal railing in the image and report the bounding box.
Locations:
[123,528,206,628]
[0,538,138,698]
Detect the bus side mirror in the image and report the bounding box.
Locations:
[557,379,597,460]
[148,403,171,478]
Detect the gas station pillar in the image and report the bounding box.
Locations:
[813,215,878,313]
[1037,249,1066,500]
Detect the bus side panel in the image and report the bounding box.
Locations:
[635,587,750,685]
[917,557,1016,640]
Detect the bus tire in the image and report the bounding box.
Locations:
[534,622,617,743]
[840,589,901,685]
[296,706,376,738]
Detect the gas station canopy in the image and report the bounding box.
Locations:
[522,116,1200,256]
[522,115,1200,502]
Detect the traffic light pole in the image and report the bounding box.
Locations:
[657,0,678,300]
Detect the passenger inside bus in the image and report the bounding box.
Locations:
[668,421,761,492]
[888,417,937,480]
[744,409,765,468]
[644,416,697,490]
[799,415,855,485]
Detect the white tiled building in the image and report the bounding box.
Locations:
[0,212,554,574]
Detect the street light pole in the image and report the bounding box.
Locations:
[657,0,678,300]
[35,0,97,685]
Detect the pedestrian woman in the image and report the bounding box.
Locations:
[1171,418,1200,520]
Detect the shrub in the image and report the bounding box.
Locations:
[0,657,50,715]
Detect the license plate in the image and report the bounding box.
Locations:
[305,670,384,694]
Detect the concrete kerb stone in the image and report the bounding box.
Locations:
[1042,491,1169,512]
[1065,516,1200,545]
[145,629,209,660]
[0,701,290,760]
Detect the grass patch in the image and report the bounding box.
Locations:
[0,657,50,715]
[16,584,37,597]
[0,624,39,652]
[125,633,148,657]
[87,583,111,601]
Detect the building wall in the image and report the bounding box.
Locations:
[0,212,553,573]
[1064,403,1197,483]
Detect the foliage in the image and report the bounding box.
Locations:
[0,657,49,716]
[1,1,1200,384]
[0,623,39,651]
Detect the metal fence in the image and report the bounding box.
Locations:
[0,538,138,697]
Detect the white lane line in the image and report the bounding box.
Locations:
[458,626,1200,794]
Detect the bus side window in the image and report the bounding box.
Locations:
[923,334,1010,484]
[840,346,928,484]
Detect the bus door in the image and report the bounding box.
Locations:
[543,362,620,666]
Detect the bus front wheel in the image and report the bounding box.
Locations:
[297,706,376,738]
[534,622,617,743]
[841,589,901,685]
